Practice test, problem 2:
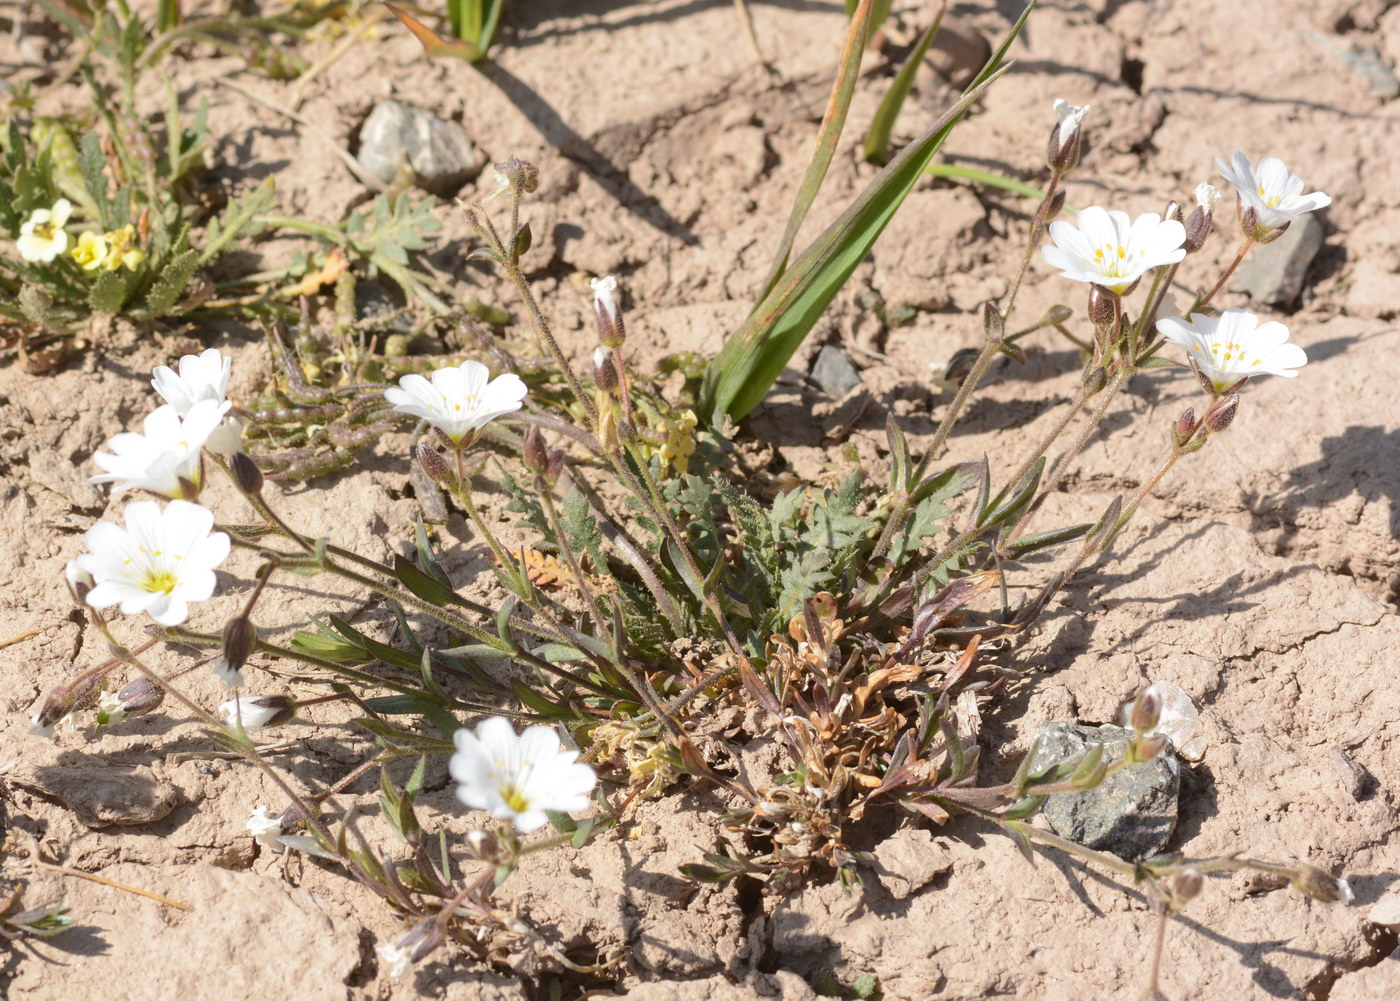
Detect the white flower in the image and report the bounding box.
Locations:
[377,942,415,980]
[1157,308,1306,391]
[449,717,597,833]
[28,713,71,739]
[591,275,620,324]
[1216,152,1331,235]
[384,361,527,445]
[1051,99,1090,150]
[90,399,231,498]
[217,696,293,733]
[204,416,244,458]
[212,656,245,689]
[97,690,129,726]
[16,199,73,263]
[246,805,285,851]
[1194,182,1220,214]
[1042,206,1186,294]
[74,499,230,626]
[152,348,233,416]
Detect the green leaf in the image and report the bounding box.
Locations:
[79,131,111,225]
[392,553,458,607]
[141,248,198,315]
[199,177,276,265]
[17,285,56,327]
[699,4,1030,424]
[864,3,946,164]
[88,270,128,313]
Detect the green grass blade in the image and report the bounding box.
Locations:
[863,1,947,164]
[700,3,1033,425]
[925,162,1080,214]
[756,0,874,299]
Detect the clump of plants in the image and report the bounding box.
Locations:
[22,8,1351,1000]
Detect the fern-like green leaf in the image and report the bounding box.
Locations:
[89,269,128,313]
[141,248,198,315]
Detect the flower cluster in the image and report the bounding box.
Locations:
[72,350,237,636]
[15,198,147,270]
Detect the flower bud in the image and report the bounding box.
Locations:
[1205,394,1240,433]
[1046,99,1090,174]
[29,669,107,738]
[217,615,258,688]
[1184,183,1219,253]
[591,275,625,348]
[98,677,165,725]
[982,301,1005,342]
[1173,867,1204,905]
[229,451,265,495]
[495,155,538,194]
[1291,863,1354,905]
[378,919,446,980]
[1173,408,1199,447]
[943,347,980,388]
[65,559,94,605]
[1087,286,1117,326]
[218,695,297,733]
[1134,733,1170,761]
[1130,688,1161,735]
[1044,188,1067,220]
[593,346,619,394]
[1044,304,1073,326]
[415,442,452,484]
[464,828,500,860]
[1162,199,1182,224]
[522,426,549,476]
[1082,366,1108,394]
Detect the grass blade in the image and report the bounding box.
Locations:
[864,1,947,164]
[756,0,875,299]
[700,2,1033,426]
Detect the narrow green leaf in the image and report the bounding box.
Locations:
[700,4,1028,424]
[756,0,875,297]
[864,1,947,164]
[141,248,198,315]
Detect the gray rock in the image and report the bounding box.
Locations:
[810,345,861,398]
[923,19,991,89]
[14,763,177,828]
[1234,213,1324,304]
[356,100,486,194]
[1029,722,1180,862]
[353,280,412,334]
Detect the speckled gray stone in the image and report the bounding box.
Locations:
[1234,213,1324,305]
[1029,722,1180,861]
[356,100,485,195]
[810,345,861,398]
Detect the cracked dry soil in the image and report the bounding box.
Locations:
[3,1,1400,998]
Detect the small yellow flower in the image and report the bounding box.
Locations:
[102,225,145,271]
[658,409,698,475]
[71,231,110,271]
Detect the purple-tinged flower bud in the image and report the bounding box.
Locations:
[545,450,565,486]
[464,828,500,860]
[1082,366,1108,394]
[378,919,446,980]
[1046,99,1090,174]
[1205,394,1240,433]
[943,347,979,388]
[415,442,452,484]
[592,276,625,348]
[229,451,265,495]
[1162,200,1182,224]
[1184,183,1219,253]
[593,347,619,394]
[1044,188,1067,220]
[1044,304,1073,326]
[100,677,165,723]
[65,559,94,605]
[1291,863,1354,905]
[1130,689,1161,735]
[29,667,109,738]
[1087,286,1117,327]
[1173,408,1199,447]
[522,426,549,476]
[218,694,296,733]
[217,616,258,688]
